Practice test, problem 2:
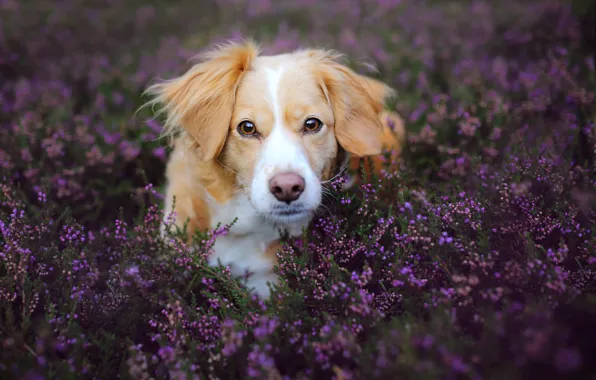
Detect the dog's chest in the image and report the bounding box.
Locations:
[207,196,280,277]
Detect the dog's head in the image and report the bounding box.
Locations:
[146,40,394,228]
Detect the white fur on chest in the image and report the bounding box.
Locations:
[208,195,280,273]
[207,194,292,297]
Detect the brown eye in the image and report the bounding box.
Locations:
[238,120,257,136]
[304,118,323,133]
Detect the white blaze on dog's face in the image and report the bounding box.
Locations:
[220,56,339,226]
[146,41,394,229]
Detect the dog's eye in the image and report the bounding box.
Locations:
[238,121,257,136]
[304,118,323,133]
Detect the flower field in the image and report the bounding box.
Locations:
[1,0,595,379]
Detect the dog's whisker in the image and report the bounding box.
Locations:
[321,162,350,185]
[147,39,404,300]
[229,188,247,197]
[313,203,333,219]
[321,189,336,200]
[215,159,251,181]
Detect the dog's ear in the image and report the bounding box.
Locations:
[145,40,259,161]
[314,51,395,157]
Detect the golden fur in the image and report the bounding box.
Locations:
[145,39,405,296]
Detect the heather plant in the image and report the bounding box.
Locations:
[1,0,596,379]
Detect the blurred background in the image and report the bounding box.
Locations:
[1,0,594,226]
[2,1,596,379]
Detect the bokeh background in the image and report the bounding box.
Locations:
[1,0,595,379]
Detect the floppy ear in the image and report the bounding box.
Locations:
[315,52,395,157]
[144,40,259,161]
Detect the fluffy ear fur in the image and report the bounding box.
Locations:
[313,50,395,157]
[144,40,260,161]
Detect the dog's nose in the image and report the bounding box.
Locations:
[269,172,305,204]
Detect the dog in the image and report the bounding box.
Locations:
[145,40,404,298]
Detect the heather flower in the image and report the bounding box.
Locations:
[1,0,595,378]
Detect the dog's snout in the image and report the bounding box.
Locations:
[269,172,305,204]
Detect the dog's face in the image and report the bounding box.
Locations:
[147,40,393,227]
[221,57,339,225]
